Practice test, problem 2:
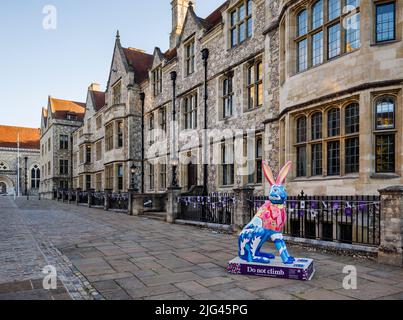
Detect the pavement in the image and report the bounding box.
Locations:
[1,196,403,300]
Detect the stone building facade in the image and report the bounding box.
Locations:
[71,36,153,193]
[64,0,402,197]
[40,97,85,198]
[0,125,40,196]
[263,0,403,195]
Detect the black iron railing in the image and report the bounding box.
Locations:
[178,193,234,225]
[91,192,105,207]
[78,191,88,204]
[248,192,381,246]
[109,193,129,211]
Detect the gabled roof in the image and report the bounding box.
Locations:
[49,97,86,121]
[164,48,177,61]
[90,91,106,112]
[0,125,40,150]
[122,48,153,83]
[204,1,229,30]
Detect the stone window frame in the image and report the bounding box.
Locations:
[96,115,103,130]
[293,0,361,74]
[148,113,155,146]
[229,0,253,49]
[220,71,234,120]
[182,92,198,130]
[59,159,69,176]
[184,38,195,77]
[245,59,263,111]
[293,99,361,179]
[85,174,92,191]
[112,81,122,106]
[159,163,167,191]
[31,164,41,189]
[95,172,103,192]
[159,107,167,133]
[95,140,103,162]
[105,165,114,190]
[244,134,264,185]
[372,93,399,174]
[374,0,396,44]
[116,164,124,191]
[48,161,51,176]
[105,123,114,151]
[79,145,84,164]
[148,162,155,191]
[116,120,124,149]
[152,65,163,97]
[85,144,92,164]
[59,134,69,150]
[220,140,235,187]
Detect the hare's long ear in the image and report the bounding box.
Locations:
[276,161,292,185]
[263,161,276,186]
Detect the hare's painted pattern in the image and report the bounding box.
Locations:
[238,161,295,265]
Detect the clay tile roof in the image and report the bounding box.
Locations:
[204,0,229,30]
[91,91,106,112]
[50,97,86,121]
[164,48,177,61]
[0,125,40,150]
[122,48,153,83]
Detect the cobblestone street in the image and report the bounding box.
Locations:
[1,196,403,300]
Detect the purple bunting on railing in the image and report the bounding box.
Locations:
[299,209,305,217]
[333,202,340,210]
[290,201,297,209]
[311,201,318,209]
[358,202,366,212]
[345,207,352,217]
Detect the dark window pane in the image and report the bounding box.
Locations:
[327,141,340,176]
[345,103,360,134]
[345,137,360,173]
[376,135,395,173]
[312,112,323,140]
[312,143,323,176]
[297,116,307,143]
[297,146,307,177]
[376,97,395,130]
[376,2,395,42]
[328,108,340,137]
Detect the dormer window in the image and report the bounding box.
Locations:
[152,66,163,96]
[185,40,195,76]
[230,0,253,48]
[66,113,77,121]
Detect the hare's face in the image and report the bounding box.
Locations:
[269,185,287,205]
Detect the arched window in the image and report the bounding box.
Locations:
[297,10,308,37]
[296,116,307,143]
[31,165,40,189]
[296,116,307,177]
[376,97,395,130]
[328,108,340,137]
[311,112,323,140]
[345,103,360,134]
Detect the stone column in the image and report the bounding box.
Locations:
[132,193,144,216]
[104,189,112,211]
[167,187,182,224]
[88,189,94,208]
[233,187,255,232]
[378,186,403,267]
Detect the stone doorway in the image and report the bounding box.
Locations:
[0,182,6,194]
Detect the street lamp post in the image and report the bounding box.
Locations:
[130,163,140,193]
[24,156,29,200]
[170,71,179,187]
[201,48,209,197]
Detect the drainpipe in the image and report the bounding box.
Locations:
[140,92,145,194]
[170,71,179,187]
[201,48,209,196]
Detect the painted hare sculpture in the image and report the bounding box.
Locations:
[239,161,295,265]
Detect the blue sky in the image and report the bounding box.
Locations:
[0,0,224,128]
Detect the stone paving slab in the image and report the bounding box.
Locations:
[1,197,403,300]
